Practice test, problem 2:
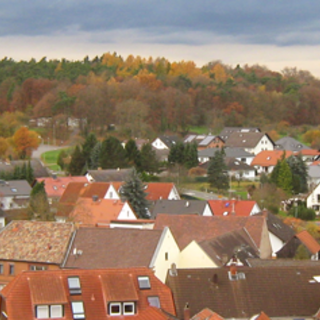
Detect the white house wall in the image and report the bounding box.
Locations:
[203,204,213,216]
[269,231,285,255]
[118,202,137,220]
[251,136,274,155]
[168,186,181,200]
[250,204,261,215]
[149,227,181,282]
[306,183,320,215]
[105,185,120,200]
[179,241,217,269]
[152,138,169,150]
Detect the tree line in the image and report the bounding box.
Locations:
[0,54,320,140]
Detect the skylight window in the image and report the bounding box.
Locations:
[71,301,85,319]
[138,276,151,289]
[68,277,82,295]
[11,188,17,193]
[148,296,160,308]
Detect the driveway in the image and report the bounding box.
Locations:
[32,144,66,159]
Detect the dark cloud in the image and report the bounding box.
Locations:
[0,1,320,46]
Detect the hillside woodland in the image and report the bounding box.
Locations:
[0,53,319,143]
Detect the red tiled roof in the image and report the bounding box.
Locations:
[208,200,257,216]
[254,311,272,320]
[191,308,225,320]
[296,230,320,254]
[37,176,88,198]
[144,183,176,201]
[1,268,176,320]
[0,220,75,263]
[70,198,136,225]
[251,150,293,167]
[154,214,265,250]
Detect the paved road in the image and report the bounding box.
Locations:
[181,189,227,200]
[32,144,66,159]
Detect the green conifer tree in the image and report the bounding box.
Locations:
[120,168,149,219]
[139,143,159,174]
[68,145,86,175]
[100,136,127,169]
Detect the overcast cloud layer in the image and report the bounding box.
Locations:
[1,1,320,76]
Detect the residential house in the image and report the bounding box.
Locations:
[154,214,272,259]
[251,150,294,174]
[0,180,31,211]
[219,127,261,142]
[306,182,320,215]
[190,308,225,320]
[255,211,295,255]
[69,197,136,226]
[225,157,256,180]
[197,135,225,150]
[166,265,320,320]
[62,227,180,283]
[0,267,177,320]
[184,134,207,144]
[0,159,50,178]
[207,200,261,216]
[0,220,75,288]
[307,165,320,190]
[36,175,88,204]
[275,136,311,152]
[225,132,274,155]
[152,135,180,150]
[198,147,255,165]
[86,168,133,182]
[179,228,260,269]
[276,230,320,260]
[151,200,213,219]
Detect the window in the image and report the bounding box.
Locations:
[71,301,85,319]
[165,252,168,261]
[37,305,49,318]
[109,192,113,198]
[9,264,14,275]
[68,276,82,295]
[109,302,121,316]
[30,265,47,271]
[148,296,160,308]
[50,305,63,318]
[123,302,135,315]
[0,264,3,274]
[137,276,151,289]
[317,194,320,202]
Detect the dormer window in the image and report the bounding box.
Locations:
[36,305,63,319]
[137,276,151,289]
[108,302,135,316]
[109,303,121,316]
[123,302,135,315]
[68,276,82,295]
[71,301,85,319]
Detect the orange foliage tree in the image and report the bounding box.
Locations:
[13,127,40,159]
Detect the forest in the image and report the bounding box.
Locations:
[0,52,319,141]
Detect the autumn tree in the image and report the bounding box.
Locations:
[13,126,40,159]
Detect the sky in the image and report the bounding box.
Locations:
[1,1,320,77]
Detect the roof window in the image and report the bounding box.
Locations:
[137,276,151,289]
[68,276,82,295]
[71,301,85,319]
[148,296,160,308]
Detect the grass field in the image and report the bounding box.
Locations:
[41,148,71,172]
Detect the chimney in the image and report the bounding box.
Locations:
[212,273,218,285]
[184,303,190,320]
[169,263,178,277]
[185,201,189,207]
[52,173,57,180]
[92,195,99,202]
[230,264,237,277]
[231,201,236,215]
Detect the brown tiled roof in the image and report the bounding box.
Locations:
[79,182,111,198]
[0,220,74,264]
[154,214,265,250]
[166,266,320,319]
[191,308,224,320]
[207,200,257,216]
[87,168,133,182]
[247,258,320,267]
[1,267,176,320]
[225,132,270,148]
[63,227,163,269]
[296,230,320,254]
[36,176,88,198]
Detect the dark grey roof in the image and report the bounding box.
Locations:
[158,135,181,148]
[198,147,254,159]
[275,137,311,151]
[0,159,50,178]
[198,228,259,266]
[166,266,320,319]
[151,200,211,219]
[86,168,133,182]
[225,158,254,171]
[255,212,295,242]
[0,180,31,196]
[308,166,320,179]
